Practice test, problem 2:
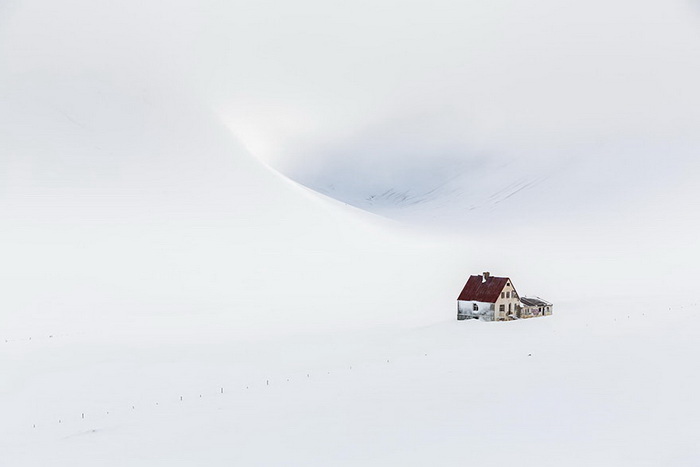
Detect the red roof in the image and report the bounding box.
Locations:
[457,275,510,303]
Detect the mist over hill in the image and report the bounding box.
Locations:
[268,0,700,227]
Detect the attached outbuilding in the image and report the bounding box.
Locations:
[519,296,553,318]
[457,272,521,321]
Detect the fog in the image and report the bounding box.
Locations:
[4,1,699,178]
[2,0,700,222]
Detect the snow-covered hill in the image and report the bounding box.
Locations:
[2,0,700,465]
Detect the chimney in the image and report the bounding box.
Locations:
[482,271,490,282]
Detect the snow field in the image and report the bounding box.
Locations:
[3,299,699,466]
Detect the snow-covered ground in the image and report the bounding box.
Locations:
[2,0,700,465]
[4,299,700,466]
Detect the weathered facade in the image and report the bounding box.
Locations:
[519,297,553,318]
[457,272,521,321]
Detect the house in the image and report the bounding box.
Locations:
[519,296,553,318]
[457,272,521,321]
[457,272,553,321]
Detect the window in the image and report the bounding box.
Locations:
[506,291,510,299]
[501,292,505,299]
[473,303,479,311]
[499,304,505,312]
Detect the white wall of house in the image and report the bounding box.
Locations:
[493,281,521,321]
[457,300,495,320]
